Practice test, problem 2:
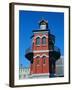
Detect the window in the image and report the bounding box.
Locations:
[36,37,40,45]
[42,37,46,45]
[36,56,40,65]
[42,56,46,64]
[37,60,39,64]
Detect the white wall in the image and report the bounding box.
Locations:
[0,0,72,90]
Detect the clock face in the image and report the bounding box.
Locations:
[40,25,46,30]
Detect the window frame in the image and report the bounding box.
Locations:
[36,37,40,46]
[42,36,46,45]
[36,56,40,65]
[42,56,46,65]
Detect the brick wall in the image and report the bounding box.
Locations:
[30,32,49,74]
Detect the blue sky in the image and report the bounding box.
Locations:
[19,10,64,68]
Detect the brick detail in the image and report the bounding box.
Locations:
[30,33,49,74]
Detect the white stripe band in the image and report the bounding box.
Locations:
[33,50,49,53]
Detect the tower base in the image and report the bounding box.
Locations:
[29,73,50,79]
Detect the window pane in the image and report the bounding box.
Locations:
[36,56,40,64]
[36,37,40,45]
[42,56,46,64]
[43,59,46,64]
[37,60,39,64]
[42,37,46,44]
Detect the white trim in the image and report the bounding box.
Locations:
[41,54,49,58]
[36,45,40,46]
[41,35,48,38]
[33,50,49,53]
[35,35,41,39]
[34,35,48,39]
[34,54,41,58]
[34,54,49,58]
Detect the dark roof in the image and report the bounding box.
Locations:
[32,29,49,32]
[39,19,48,25]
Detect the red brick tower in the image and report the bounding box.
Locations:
[31,20,49,74]
[25,19,61,77]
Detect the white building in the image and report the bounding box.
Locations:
[19,67,30,79]
[56,56,64,77]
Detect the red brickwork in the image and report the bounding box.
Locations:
[30,32,49,74]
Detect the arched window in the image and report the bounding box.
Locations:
[42,37,46,45]
[36,56,40,65]
[42,56,46,64]
[36,37,40,45]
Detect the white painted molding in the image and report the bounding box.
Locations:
[34,54,49,58]
[33,50,49,53]
[34,35,41,39]
[41,54,49,58]
[34,35,48,39]
[33,54,41,58]
[41,35,48,38]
